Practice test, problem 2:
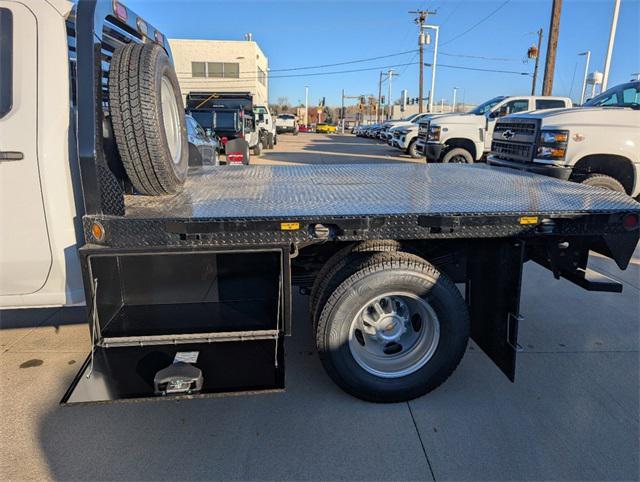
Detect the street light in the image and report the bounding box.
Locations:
[452,87,458,112]
[424,25,439,113]
[578,51,591,105]
[304,85,309,127]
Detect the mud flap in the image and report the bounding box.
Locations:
[466,240,525,382]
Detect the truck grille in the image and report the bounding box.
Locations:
[490,118,539,163]
[417,121,430,142]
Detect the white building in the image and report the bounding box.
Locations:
[169,38,269,105]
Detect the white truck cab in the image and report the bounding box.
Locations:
[0,0,85,308]
[488,81,640,197]
[419,96,572,163]
[254,105,277,149]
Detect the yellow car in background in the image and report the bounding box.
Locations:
[316,123,337,134]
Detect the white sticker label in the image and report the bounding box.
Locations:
[173,351,199,364]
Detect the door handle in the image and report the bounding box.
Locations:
[0,151,24,161]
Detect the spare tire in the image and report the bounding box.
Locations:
[109,43,188,195]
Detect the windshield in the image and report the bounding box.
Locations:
[469,96,506,115]
[400,113,418,121]
[585,82,640,108]
[254,106,268,114]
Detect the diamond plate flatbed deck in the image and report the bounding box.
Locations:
[85,164,640,248]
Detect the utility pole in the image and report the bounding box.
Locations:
[387,69,397,120]
[341,89,345,133]
[602,0,621,91]
[426,25,439,113]
[377,71,383,123]
[410,9,436,113]
[304,85,309,127]
[578,50,591,105]
[542,0,563,95]
[530,28,543,95]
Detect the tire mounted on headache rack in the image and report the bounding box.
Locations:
[109,43,188,195]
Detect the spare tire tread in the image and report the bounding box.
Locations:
[109,43,187,195]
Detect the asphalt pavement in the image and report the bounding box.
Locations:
[1,133,638,481]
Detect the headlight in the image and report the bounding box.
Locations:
[428,126,441,141]
[537,146,566,159]
[540,130,569,144]
[537,129,569,160]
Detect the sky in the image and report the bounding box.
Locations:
[126,0,640,108]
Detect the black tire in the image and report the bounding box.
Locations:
[274,134,278,146]
[109,43,188,195]
[310,241,422,330]
[407,139,421,159]
[441,147,473,164]
[316,252,469,402]
[253,140,262,157]
[188,143,202,167]
[226,139,250,165]
[267,133,275,149]
[581,173,626,193]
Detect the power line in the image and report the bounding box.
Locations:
[424,62,531,76]
[177,62,417,81]
[441,0,512,46]
[177,60,532,84]
[176,49,419,77]
[440,51,518,62]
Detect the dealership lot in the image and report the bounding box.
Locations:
[1,133,638,481]
[252,132,421,166]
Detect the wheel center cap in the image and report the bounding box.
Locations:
[375,315,406,342]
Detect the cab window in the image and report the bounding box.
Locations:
[536,99,566,110]
[503,99,529,115]
[0,8,12,118]
[621,86,640,105]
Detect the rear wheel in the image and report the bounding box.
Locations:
[267,133,275,149]
[253,140,262,156]
[316,252,469,402]
[581,173,625,193]
[441,147,473,164]
[109,43,188,195]
[407,139,421,159]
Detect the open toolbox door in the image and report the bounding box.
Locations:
[62,247,290,404]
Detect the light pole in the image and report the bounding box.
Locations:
[425,25,439,113]
[602,0,621,91]
[304,85,309,127]
[387,69,395,120]
[452,87,458,112]
[578,50,591,105]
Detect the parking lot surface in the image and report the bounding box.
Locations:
[1,133,638,481]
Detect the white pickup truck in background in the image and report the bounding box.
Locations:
[275,113,298,135]
[417,95,572,163]
[488,81,640,198]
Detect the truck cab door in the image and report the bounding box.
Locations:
[0,3,52,296]
[484,98,530,150]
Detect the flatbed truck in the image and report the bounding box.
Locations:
[1,0,639,405]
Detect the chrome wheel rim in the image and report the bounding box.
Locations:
[348,292,440,378]
[160,76,182,165]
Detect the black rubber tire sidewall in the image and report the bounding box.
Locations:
[441,147,473,164]
[317,257,469,403]
[267,133,275,149]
